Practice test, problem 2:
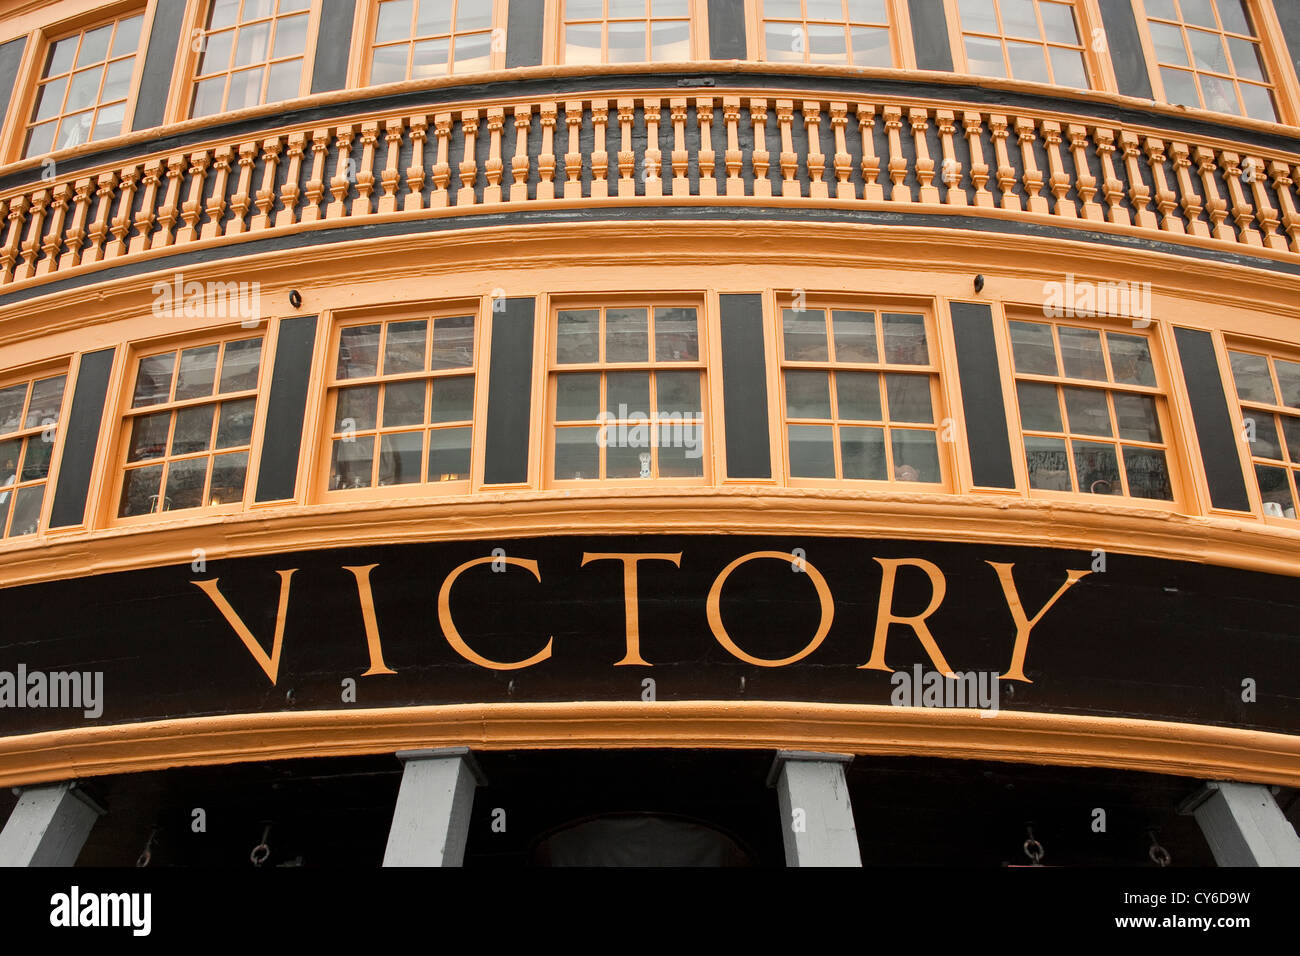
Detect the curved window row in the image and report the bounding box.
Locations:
[3,0,1297,162]
[4,288,1300,541]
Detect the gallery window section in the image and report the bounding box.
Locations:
[560,0,694,64]
[117,337,264,518]
[190,0,313,119]
[953,0,1091,88]
[368,0,498,83]
[23,12,145,158]
[1227,347,1300,519]
[0,372,68,539]
[550,305,705,482]
[1142,0,1279,121]
[327,312,477,491]
[779,307,943,484]
[1008,319,1174,501]
[760,0,896,67]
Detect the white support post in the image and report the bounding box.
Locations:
[382,747,486,867]
[0,781,106,867]
[766,751,861,867]
[1180,781,1300,867]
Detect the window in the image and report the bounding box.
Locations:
[779,306,944,484]
[367,0,499,83]
[1141,0,1279,121]
[23,12,144,158]
[760,0,896,67]
[1009,320,1174,500]
[549,304,705,482]
[561,0,694,64]
[953,0,1090,87]
[0,372,68,538]
[1227,348,1300,519]
[326,310,478,492]
[117,336,264,518]
[190,0,314,118]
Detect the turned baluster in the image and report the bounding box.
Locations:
[17,188,50,280]
[37,182,72,276]
[589,102,609,199]
[85,171,119,262]
[129,159,164,253]
[301,129,330,223]
[375,120,403,215]
[326,126,355,219]
[226,142,259,235]
[1039,121,1073,218]
[1014,117,1048,214]
[562,101,583,200]
[1092,128,1128,225]
[857,104,883,201]
[536,103,557,200]
[1220,150,1261,246]
[963,111,992,207]
[1119,130,1158,228]
[105,165,139,258]
[670,98,690,197]
[988,115,1019,210]
[1067,124,1102,221]
[643,99,663,198]
[511,106,532,203]
[1243,155,1286,251]
[777,100,799,196]
[830,102,855,202]
[804,101,828,200]
[882,106,909,202]
[200,146,233,239]
[1142,137,1181,234]
[484,108,506,204]
[1167,142,1207,238]
[1192,145,1231,241]
[0,196,28,283]
[723,97,745,197]
[697,97,716,198]
[154,155,187,247]
[404,117,428,211]
[275,133,305,227]
[910,108,938,203]
[934,109,964,206]
[750,98,772,198]
[60,178,94,268]
[351,123,379,216]
[616,99,636,198]
[1267,160,1300,253]
[457,110,480,206]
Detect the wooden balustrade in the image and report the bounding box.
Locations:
[1,92,1298,290]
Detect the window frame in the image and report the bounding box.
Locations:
[172,0,324,123]
[1002,309,1184,510]
[749,0,916,69]
[0,359,74,544]
[942,0,1114,91]
[553,0,712,66]
[108,326,270,526]
[353,0,511,88]
[3,0,155,165]
[1220,335,1300,524]
[544,292,713,488]
[1132,0,1300,127]
[315,298,488,501]
[773,293,954,491]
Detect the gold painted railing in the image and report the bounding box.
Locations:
[2,90,1300,290]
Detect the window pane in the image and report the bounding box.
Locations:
[371,44,408,83]
[606,371,651,417]
[1144,0,1178,19]
[1281,416,1300,462]
[23,122,57,160]
[331,435,375,489]
[965,36,1006,77]
[1106,333,1156,387]
[655,307,699,362]
[452,32,491,73]
[134,353,176,406]
[788,424,836,478]
[891,429,940,482]
[1113,393,1162,442]
[847,0,887,20]
[959,0,999,34]
[836,371,882,421]
[1217,0,1253,36]
[216,398,256,448]
[171,404,215,455]
[1017,381,1062,431]
[654,0,690,15]
[807,0,841,18]
[33,78,68,122]
[1063,386,1112,436]
[611,0,647,16]
[557,310,600,363]
[46,37,78,75]
[191,76,226,117]
[1200,74,1237,114]
[20,436,53,481]
[128,412,171,462]
[7,485,42,535]
[209,451,248,504]
[849,27,891,67]
[94,100,126,144]
[608,21,647,62]
[1180,0,1217,30]
[1059,326,1106,380]
[607,433,650,479]
[265,60,301,103]
[555,427,599,479]
[1255,463,1294,517]
[765,23,803,63]
[783,309,829,361]
[840,426,887,480]
[119,464,163,516]
[78,25,113,66]
[336,385,379,431]
[1187,28,1228,73]
[1039,2,1079,43]
[1123,446,1173,500]
[999,0,1038,38]
[1149,22,1188,65]
[227,67,265,110]
[25,375,66,428]
[1229,351,1275,403]
[557,372,601,420]
[430,375,474,422]
[807,24,848,64]
[882,313,929,364]
[1007,41,1049,84]
[338,325,381,378]
[102,58,134,102]
[113,15,144,56]
[1239,83,1277,123]
[568,0,604,16]
[377,0,414,42]
[379,432,424,485]
[1226,36,1265,82]
[0,439,19,486]
[0,386,27,432]
[831,310,878,362]
[273,13,309,58]
[234,21,272,67]
[606,308,649,362]
[1074,440,1121,494]
[1049,46,1088,88]
[1161,67,1200,107]
[175,345,220,400]
[384,379,428,426]
[412,36,450,76]
[209,0,241,32]
[385,320,428,374]
[1247,411,1282,459]
[785,370,832,419]
[428,427,471,481]
[651,21,691,60]
[165,456,208,511]
[418,0,454,33]
[656,371,701,417]
[885,374,934,423]
[1026,435,1071,490]
[658,424,704,477]
[565,24,604,65]
[432,315,474,369]
[1277,361,1300,409]
[65,67,103,113]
